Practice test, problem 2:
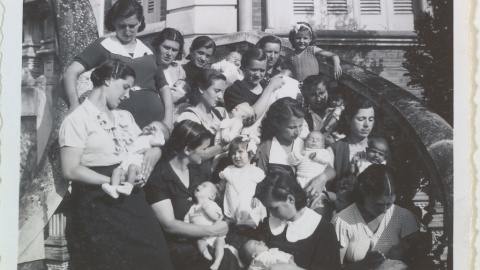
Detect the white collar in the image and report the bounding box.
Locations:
[100,37,153,59]
[269,208,321,242]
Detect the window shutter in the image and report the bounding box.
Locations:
[327,0,348,14]
[293,0,315,15]
[360,0,381,14]
[393,0,413,14]
[147,0,155,13]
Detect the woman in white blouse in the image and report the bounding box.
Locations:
[332,164,421,269]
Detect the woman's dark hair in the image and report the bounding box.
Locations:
[260,97,305,141]
[186,36,216,59]
[240,48,267,69]
[151,28,184,61]
[162,120,212,161]
[228,136,254,159]
[105,0,146,32]
[256,169,307,210]
[337,97,375,135]
[353,164,396,204]
[185,68,226,106]
[90,59,136,87]
[289,22,315,48]
[255,35,282,51]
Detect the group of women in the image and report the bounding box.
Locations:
[59,0,423,269]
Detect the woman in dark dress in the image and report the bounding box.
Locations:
[145,120,242,270]
[255,169,341,270]
[59,60,173,270]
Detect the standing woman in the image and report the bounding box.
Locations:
[183,36,216,85]
[176,68,229,161]
[59,60,173,270]
[255,169,341,270]
[63,0,174,130]
[151,27,186,87]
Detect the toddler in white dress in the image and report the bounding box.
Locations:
[218,136,266,227]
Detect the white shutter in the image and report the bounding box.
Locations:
[293,0,315,15]
[393,0,413,14]
[360,0,381,14]
[327,0,348,14]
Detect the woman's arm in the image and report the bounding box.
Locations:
[63,61,86,114]
[304,165,336,198]
[158,84,174,132]
[313,47,342,80]
[203,144,228,160]
[151,199,229,238]
[251,74,285,117]
[60,147,110,185]
[138,147,162,181]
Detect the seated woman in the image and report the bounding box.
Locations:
[254,169,341,270]
[176,68,230,162]
[331,164,422,269]
[327,97,376,179]
[59,59,172,269]
[256,98,335,201]
[145,120,241,270]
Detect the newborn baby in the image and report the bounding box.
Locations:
[350,137,389,176]
[239,239,295,270]
[216,102,256,145]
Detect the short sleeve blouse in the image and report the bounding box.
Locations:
[176,106,229,135]
[332,203,421,263]
[59,98,142,167]
[144,161,212,221]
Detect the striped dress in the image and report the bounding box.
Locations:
[331,203,421,263]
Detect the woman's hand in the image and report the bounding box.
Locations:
[305,173,329,200]
[243,114,256,127]
[267,74,285,91]
[332,56,342,80]
[251,197,261,208]
[139,147,162,181]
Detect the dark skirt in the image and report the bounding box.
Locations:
[65,164,173,270]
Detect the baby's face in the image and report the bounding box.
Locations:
[171,80,187,103]
[305,132,324,149]
[366,141,388,164]
[194,182,217,201]
[142,121,168,138]
[331,98,345,110]
[245,240,269,258]
[232,103,254,119]
[227,53,242,67]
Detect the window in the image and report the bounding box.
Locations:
[293,0,315,15]
[393,0,414,14]
[360,0,381,15]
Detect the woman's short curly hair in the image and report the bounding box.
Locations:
[151,28,184,61]
[337,97,375,135]
[288,22,315,48]
[240,48,267,69]
[255,168,307,211]
[260,97,305,141]
[185,68,226,106]
[105,0,146,32]
[352,164,396,204]
[255,35,282,51]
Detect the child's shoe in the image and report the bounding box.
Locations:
[102,183,119,199]
[117,182,134,195]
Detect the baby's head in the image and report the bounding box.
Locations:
[329,93,345,109]
[194,181,218,202]
[277,58,294,78]
[142,121,170,146]
[334,174,356,212]
[171,79,189,104]
[226,52,242,68]
[239,239,269,266]
[231,102,255,119]
[305,131,324,149]
[366,137,389,164]
[228,136,255,168]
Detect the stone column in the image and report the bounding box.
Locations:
[44,210,69,270]
[238,0,253,31]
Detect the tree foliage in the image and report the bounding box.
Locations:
[403,0,453,125]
